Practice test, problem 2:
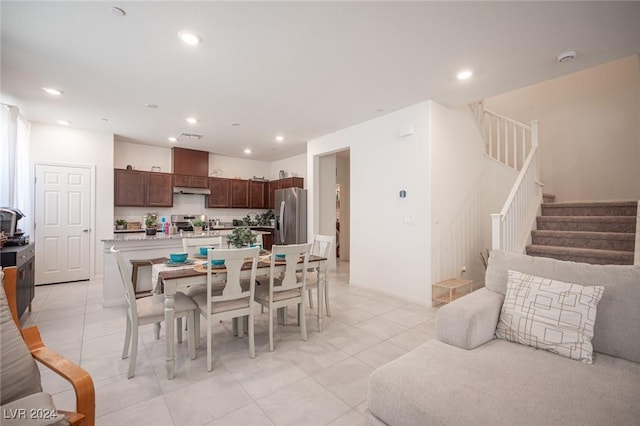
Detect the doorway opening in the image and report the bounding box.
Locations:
[318,149,350,275]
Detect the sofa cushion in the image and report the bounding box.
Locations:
[0,285,42,406]
[496,270,604,363]
[485,249,640,363]
[367,338,640,426]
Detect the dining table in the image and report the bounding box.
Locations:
[152,253,329,379]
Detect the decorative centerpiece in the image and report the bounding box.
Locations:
[115,219,127,230]
[226,227,257,248]
[191,218,204,234]
[144,212,158,235]
[256,210,274,226]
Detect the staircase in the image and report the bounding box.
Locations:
[526,201,637,265]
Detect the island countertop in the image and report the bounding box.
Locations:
[102,229,270,243]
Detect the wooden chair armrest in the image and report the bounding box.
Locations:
[21,326,95,426]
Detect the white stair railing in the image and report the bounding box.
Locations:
[470,102,533,172]
[634,201,640,265]
[491,120,542,253]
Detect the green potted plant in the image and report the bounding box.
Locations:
[115,219,127,230]
[191,218,204,234]
[144,213,158,235]
[226,227,257,248]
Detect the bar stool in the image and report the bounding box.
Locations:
[130,257,168,297]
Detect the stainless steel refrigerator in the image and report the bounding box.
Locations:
[275,187,307,245]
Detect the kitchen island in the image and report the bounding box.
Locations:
[101,229,271,307]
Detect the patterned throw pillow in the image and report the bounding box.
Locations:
[495,270,604,364]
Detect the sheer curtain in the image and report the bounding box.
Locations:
[0,104,31,234]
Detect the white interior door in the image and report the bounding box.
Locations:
[35,164,91,284]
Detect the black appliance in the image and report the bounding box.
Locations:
[1,207,29,246]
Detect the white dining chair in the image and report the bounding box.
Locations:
[191,246,260,372]
[182,236,224,298]
[182,236,223,257]
[306,234,335,316]
[254,243,311,352]
[110,246,197,379]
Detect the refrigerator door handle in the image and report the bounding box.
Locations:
[279,200,286,243]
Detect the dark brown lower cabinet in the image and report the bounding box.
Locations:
[1,243,35,318]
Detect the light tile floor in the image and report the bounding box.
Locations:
[22,261,438,426]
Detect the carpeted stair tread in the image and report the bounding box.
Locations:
[541,201,637,217]
[536,216,636,233]
[526,245,634,265]
[531,230,635,251]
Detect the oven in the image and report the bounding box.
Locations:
[170,214,207,232]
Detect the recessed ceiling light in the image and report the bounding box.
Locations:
[168,137,177,142]
[185,117,198,124]
[230,122,240,126]
[457,70,473,80]
[110,7,126,17]
[101,118,109,122]
[275,135,284,142]
[42,87,63,96]
[557,50,577,63]
[376,109,385,113]
[57,120,70,126]
[145,103,158,109]
[244,148,252,154]
[178,31,202,46]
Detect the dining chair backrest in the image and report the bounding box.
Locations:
[311,234,334,259]
[207,246,259,304]
[270,243,312,292]
[182,236,223,257]
[110,246,137,318]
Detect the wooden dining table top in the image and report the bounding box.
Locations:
[158,254,327,281]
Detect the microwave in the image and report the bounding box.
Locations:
[0,207,25,237]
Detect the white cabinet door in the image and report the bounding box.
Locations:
[35,164,91,284]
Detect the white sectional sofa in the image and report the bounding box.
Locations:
[366,250,640,425]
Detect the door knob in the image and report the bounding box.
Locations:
[83,229,90,233]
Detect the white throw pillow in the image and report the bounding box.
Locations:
[495,270,604,364]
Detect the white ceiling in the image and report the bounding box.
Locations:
[2,1,639,162]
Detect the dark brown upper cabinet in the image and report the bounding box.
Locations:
[230,179,249,208]
[207,178,231,208]
[249,181,267,209]
[115,169,173,207]
[172,147,209,177]
[174,174,209,188]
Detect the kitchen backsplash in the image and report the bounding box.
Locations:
[115,199,270,227]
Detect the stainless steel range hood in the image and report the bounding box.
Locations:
[172,186,211,195]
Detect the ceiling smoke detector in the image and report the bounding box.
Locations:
[179,132,202,140]
[557,50,577,63]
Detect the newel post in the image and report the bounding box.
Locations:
[530,120,539,147]
[530,119,540,179]
[491,213,502,250]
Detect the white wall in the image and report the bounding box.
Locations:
[308,102,431,304]
[483,55,640,202]
[429,104,487,286]
[30,123,114,278]
[210,154,270,180]
[271,153,307,183]
[114,141,170,172]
